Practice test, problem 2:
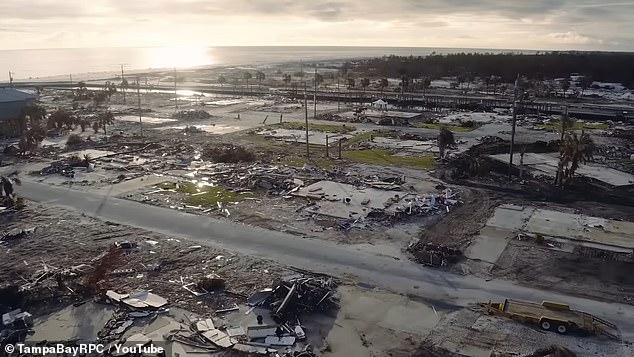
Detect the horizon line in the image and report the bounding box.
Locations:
[1,45,633,54]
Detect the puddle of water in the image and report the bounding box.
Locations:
[158,124,244,134]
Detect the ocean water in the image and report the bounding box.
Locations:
[1,46,531,81]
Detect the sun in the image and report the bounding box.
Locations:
[145,46,214,69]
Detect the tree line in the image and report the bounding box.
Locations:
[347,52,634,88]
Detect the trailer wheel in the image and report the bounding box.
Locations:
[540,320,552,331]
[556,324,568,334]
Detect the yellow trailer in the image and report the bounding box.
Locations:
[481,299,620,340]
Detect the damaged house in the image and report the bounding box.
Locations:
[0,88,37,137]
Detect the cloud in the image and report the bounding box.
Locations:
[0,0,632,50]
[546,31,604,45]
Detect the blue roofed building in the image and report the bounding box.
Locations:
[0,88,37,136]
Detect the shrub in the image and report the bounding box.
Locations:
[535,233,545,244]
[202,145,256,163]
[66,134,84,147]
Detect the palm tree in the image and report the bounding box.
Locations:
[438,127,455,158]
[94,111,115,135]
[579,76,593,97]
[75,81,89,99]
[48,108,77,130]
[243,72,252,91]
[20,103,47,134]
[18,125,46,153]
[282,74,292,87]
[490,75,501,94]
[400,75,410,95]
[120,78,129,104]
[560,77,571,98]
[93,91,108,108]
[379,78,388,97]
[554,112,575,186]
[103,81,117,99]
[558,130,594,187]
[421,77,432,96]
[255,71,265,88]
[347,78,355,89]
[360,78,370,98]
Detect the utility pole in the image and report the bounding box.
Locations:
[174,68,178,110]
[69,73,73,85]
[508,74,520,181]
[304,80,309,158]
[337,77,340,112]
[137,76,143,138]
[313,68,317,118]
[121,65,126,104]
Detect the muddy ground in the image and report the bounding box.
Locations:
[493,240,634,305]
[414,180,634,305]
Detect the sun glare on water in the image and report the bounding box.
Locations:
[146,46,214,69]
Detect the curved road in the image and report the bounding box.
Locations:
[18,180,634,340]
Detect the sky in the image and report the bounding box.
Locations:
[1,0,633,51]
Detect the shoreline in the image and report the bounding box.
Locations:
[2,45,541,82]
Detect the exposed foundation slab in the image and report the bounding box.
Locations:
[465,226,513,264]
[489,153,634,187]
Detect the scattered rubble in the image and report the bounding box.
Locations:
[0,227,35,243]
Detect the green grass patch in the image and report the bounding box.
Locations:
[343,130,395,148]
[621,159,634,170]
[534,122,609,131]
[267,122,356,134]
[413,123,475,132]
[160,181,253,207]
[343,149,436,169]
[237,133,279,148]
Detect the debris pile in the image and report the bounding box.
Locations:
[1,227,35,243]
[391,189,460,218]
[172,109,211,120]
[0,308,33,345]
[190,163,307,195]
[408,242,462,267]
[477,135,506,145]
[249,274,340,323]
[316,113,343,122]
[40,161,78,177]
[182,125,205,134]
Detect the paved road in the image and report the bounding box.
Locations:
[18,179,634,340]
